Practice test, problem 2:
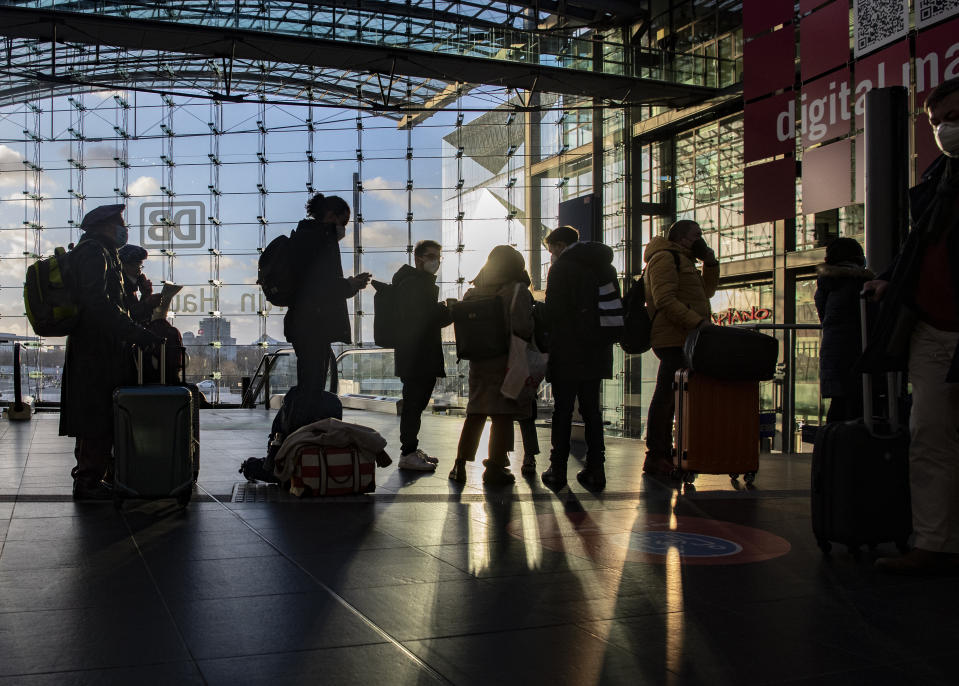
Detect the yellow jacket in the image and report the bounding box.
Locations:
[643,236,720,349]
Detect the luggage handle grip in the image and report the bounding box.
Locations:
[860,293,899,434]
[135,341,167,385]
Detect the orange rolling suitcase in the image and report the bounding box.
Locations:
[672,369,760,484]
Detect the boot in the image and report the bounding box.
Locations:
[576,462,606,491]
[541,463,567,490]
[448,460,467,483]
[521,454,537,477]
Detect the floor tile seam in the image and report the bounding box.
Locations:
[385,617,586,644]
[191,639,403,666]
[120,512,212,682]
[187,484,454,685]
[0,658,198,680]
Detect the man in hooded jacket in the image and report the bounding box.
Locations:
[59,204,162,499]
[540,225,616,491]
[391,239,453,471]
[642,219,719,477]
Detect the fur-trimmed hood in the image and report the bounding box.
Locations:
[816,262,875,280]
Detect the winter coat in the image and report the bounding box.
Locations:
[59,234,145,439]
[391,264,452,379]
[814,262,875,398]
[541,241,616,381]
[643,236,719,349]
[463,280,534,417]
[283,219,360,345]
[861,155,959,381]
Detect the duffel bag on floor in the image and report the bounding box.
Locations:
[684,325,779,381]
[290,444,375,497]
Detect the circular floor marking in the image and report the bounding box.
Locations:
[506,512,791,565]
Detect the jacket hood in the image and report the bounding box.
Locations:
[392,263,435,286]
[643,236,689,263]
[816,262,875,280]
[562,241,614,269]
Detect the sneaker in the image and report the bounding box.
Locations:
[72,479,114,501]
[399,450,437,472]
[521,454,537,477]
[577,464,606,491]
[448,461,467,483]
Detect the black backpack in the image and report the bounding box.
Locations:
[371,280,400,348]
[257,234,298,306]
[620,251,680,355]
[451,296,508,361]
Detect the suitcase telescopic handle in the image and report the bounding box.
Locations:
[859,293,899,434]
[135,341,167,385]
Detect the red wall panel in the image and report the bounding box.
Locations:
[744,0,793,38]
[801,68,853,148]
[802,140,852,215]
[745,158,797,225]
[745,91,797,162]
[744,26,797,101]
[915,17,959,107]
[852,41,910,130]
[800,1,850,82]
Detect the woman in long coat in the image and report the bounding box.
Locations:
[815,237,874,423]
[448,246,534,485]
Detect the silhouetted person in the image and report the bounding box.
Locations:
[392,239,453,471]
[284,193,370,395]
[866,78,959,575]
[448,245,534,486]
[118,244,162,325]
[60,204,161,500]
[539,225,618,491]
[815,237,874,423]
[642,220,719,477]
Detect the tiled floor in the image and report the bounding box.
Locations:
[0,409,955,685]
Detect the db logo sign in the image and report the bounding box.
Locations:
[139,201,206,249]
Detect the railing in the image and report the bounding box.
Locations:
[741,323,822,455]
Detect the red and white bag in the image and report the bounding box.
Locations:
[290,444,375,497]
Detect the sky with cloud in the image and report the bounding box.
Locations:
[0,90,499,351]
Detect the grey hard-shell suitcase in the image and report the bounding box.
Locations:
[113,344,194,507]
[810,295,911,554]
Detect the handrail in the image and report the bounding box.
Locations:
[241,348,292,408]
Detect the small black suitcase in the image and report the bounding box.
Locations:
[113,344,195,507]
[684,324,779,381]
[811,296,911,554]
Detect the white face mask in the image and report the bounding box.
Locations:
[934,122,959,158]
[422,259,440,275]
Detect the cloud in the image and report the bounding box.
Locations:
[356,220,409,250]
[128,176,160,198]
[0,145,25,189]
[363,176,437,212]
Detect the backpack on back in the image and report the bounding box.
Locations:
[620,251,680,355]
[257,234,298,306]
[371,280,400,348]
[593,270,625,345]
[452,296,509,361]
[24,246,80,337]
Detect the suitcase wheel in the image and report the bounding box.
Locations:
[817,539,832,554]
[682,471,698,485]
[729,473,740,480]
[743,471,757,485]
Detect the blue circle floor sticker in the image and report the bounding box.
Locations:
[628,530,743,557]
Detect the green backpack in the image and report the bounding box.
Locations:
[24,246,80,337]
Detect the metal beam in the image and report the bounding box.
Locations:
[0,6,716,105]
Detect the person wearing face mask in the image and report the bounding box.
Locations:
[641,219,719,477]
[861,77,959,575]
[59,204,163,500]
[389,239,453,471]
[118,244,163,325]
[285,192,371,396]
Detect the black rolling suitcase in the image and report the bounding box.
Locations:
[113,344,195,507]
[811,295,911,554]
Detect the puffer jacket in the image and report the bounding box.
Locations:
[391,264,452,379]
[814,262,875,398]
[463,280,534,417]
[643,236,719,349]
